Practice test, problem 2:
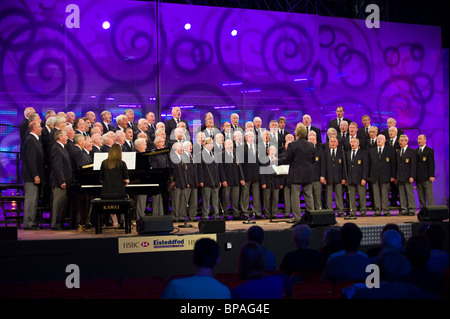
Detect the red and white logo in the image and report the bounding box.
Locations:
[141,242,149,247]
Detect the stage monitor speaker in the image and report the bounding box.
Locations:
[137,216,174,235]
[198,220,226,234]
[299,210,336,228]
[0,227,17,241]
[417,206,449,222]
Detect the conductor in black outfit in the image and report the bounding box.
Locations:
[99,144,130,227]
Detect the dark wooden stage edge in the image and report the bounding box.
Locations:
[0,211,448,286]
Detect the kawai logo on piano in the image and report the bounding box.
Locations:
[103,204,119,210]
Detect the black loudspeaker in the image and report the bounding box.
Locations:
[299,210,336,228]
[137,216,174,235]
[198,220,226,234]
[0,227,17,241]
[417,206,449,222]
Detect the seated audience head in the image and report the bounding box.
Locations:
[247,225,265,245]
[292,224,312,249]
[192,238,221,270]
[376,248,409,282]
[236,242,266,280]
[405,235,431,268]
[340,222,363,252]
[381,229,403,250]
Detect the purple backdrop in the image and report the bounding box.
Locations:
[0,0,447,204]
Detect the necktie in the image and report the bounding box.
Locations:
[391,139,394,147]
[332,149,335,158]
[365,127,368,135]
[378,147,382,155]
[352,150,356,161]
[338,118,341,126]
[401,148,405,157]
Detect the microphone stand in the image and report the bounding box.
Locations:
[177,157,193,228]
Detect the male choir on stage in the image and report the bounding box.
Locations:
[19,105,436,230]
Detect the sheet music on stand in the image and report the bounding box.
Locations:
[93,152,136,170]
[272,165,289,175]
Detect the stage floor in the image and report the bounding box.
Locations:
[13,210,421,241]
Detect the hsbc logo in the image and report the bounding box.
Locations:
[141,242,149,247]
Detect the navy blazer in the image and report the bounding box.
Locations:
[278,138,315,185]
[22,134,45,184]
[49,142,73,188]
[416,146,435,182]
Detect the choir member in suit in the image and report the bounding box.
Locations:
[165,107,189,142]
[396,135,417,216]
[277,116,289,147]
[268,120,280,150]
[241,131,263,220]
[416,134,436,208]
[64,125,75,153]
[20,107,36,152]
[124,109,138,132]
[101,131,115,152]
[387,126,401,208]
[357,115,373,143]
[303,114,322,145]
[150,136,170,216]
[115,130,126,149]
[49,130,73,230]
[85,111,96,135]
[230,113,244,132]
[146,112,157,142]
[90,133,102,160]
[134,138,149,220]
[381,117,404,139]
[346,138,369,218]
[134,118,151,143]
[66,112,75,128]
[181,141,199,222]
[122,127,136,152]
[279,134,294,218]
[169,142,190,222]
[368,134,396,217]
[101,110,115,133]
[198,137,225,220]
[69,134,92,228]
[221,139,245,220]
[277,126,315,223]
[252,117,264,142]
[73,118,86,136]
[115,114,128,132]
[22,121,45,230]
[202,115,221,139]
[308,133,325,210]
[260,145,283,219]
[323,137,346,217]
[222,121,234,141]
[327,106,352,140]
[365,126,379,151]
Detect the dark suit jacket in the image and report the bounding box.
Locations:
[150,148,170,169]
[102,122,116,133]
[221,149,244,187]
[69,145,92,171]
[305,126,322,145]
[49,142,73,188]
[165,118,190,141]
[198,149,224,188]
[328,117,352,133]
[22,134,45,183]
[182,152,199,187]
[416,146,435,181]
[324,148,345,184]
[122,140,135,152]
[169,153,189,189]
[369,145,397,183]
[242,143,260,182]
[311,146,326,182]
[396,147,417,183]
[387,137,401,152]
[346,149,369,185]
[278,138,315,185]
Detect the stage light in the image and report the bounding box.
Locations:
[102,21,110,30]
[231,29,238,36]
[184,23,191,30]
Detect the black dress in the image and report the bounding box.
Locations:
[99,160,129,199]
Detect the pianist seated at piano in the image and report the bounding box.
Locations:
[99,144,130,227]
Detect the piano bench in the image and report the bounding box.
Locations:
[91,198,134,234]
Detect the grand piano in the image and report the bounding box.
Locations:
[73,149,173,197]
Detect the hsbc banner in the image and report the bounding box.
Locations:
[118,234,217,254]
